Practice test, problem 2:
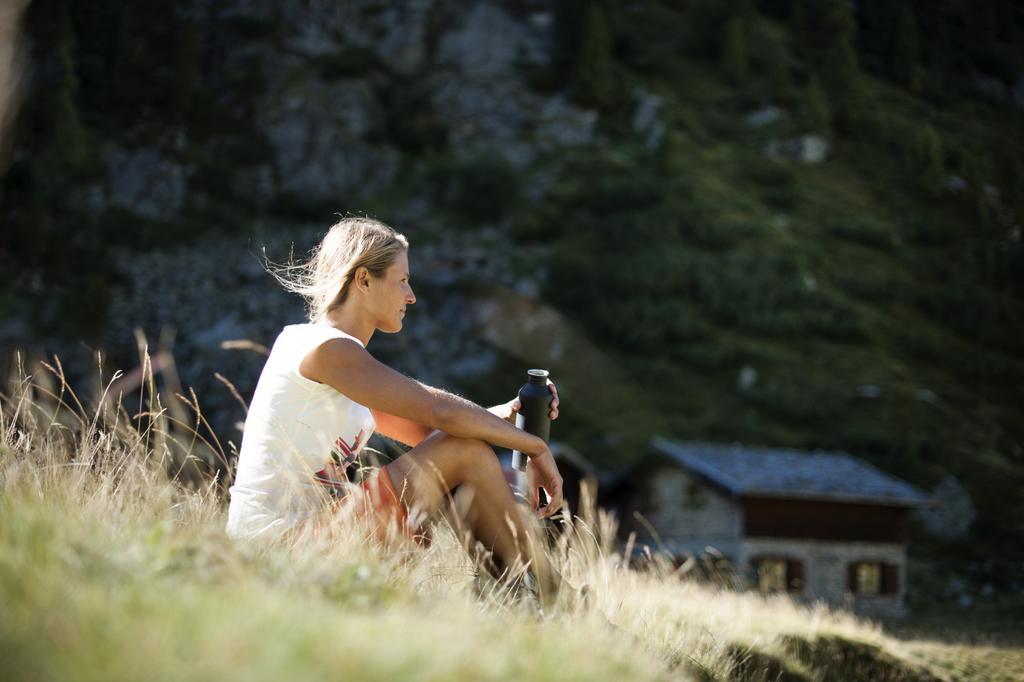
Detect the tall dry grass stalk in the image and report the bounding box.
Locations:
[1,349,937,681]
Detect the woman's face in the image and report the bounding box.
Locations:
[367,250,416,333]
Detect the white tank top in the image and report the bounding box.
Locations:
[226,323,376,541]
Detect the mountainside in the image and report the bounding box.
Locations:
[2,0,1023,600]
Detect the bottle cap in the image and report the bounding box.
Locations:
[527,369,549,378]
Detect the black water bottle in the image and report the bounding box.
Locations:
[511,369,552,472]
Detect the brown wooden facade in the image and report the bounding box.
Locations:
[742,498,908,543]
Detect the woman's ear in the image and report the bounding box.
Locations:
[354,266,370,292]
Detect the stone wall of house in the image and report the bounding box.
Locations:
[739,538,908,619]
[634,467,743,558]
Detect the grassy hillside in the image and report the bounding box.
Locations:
[6,363,1024,681]
[495,1,1024,572]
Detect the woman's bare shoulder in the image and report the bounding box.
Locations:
[299,335,366,384]
[299,338,439,424]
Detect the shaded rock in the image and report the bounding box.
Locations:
[513,277,539,298]
[0,315,29,347]
[913,388,938,403]
[429,1,591,161]
[432,77,537,166]
[737,365,757,391]
[447,346,498,380]
[914,475,976,540]
[631,86,664,150]
[260,77,398,200]
[193,315,245,348]
[528,10,553,30]
[973,73,1008,102]
[943,175,968,193]
[432,80,594,168]
[290,20,340,58]
[856,385,882,398]
[764,135,830,164]
[231,165,275,206]
[368,0,432,75]
[437,2,547,79]
[81,183,108,214]
[106,149,188,219]
[535,95,596,149]
[746,105,785,127]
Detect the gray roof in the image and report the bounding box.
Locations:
[650,437,929,507]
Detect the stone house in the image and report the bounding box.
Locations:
[605,437,930,618]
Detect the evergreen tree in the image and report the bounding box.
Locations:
[109,4,178,130]
[575,4,616,109]
[722,17,748,84]
[857,0,900,75]
[37,1,90,198]
[893,6,923,93]
[657,130,684,176]
[996,149,1024,222]
[720,0,754,84]
[173,20,201,120]
[763,38,792,96]
[965,1,998,50]
[789,0,811,56]
[685,0,732,60]
[553,0,588,72]
[53,11,89,165]
[966,163,994,234]
[800,77,831,134]
[976,184,993,233]
[916,124,944,193]
[820,0,866,131]
[790,0,865,132]
[819,0,859,92]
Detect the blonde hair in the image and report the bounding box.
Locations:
[267,216,409,322]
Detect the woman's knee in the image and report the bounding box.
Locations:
[394,434,501,496]
[446,435,501,477]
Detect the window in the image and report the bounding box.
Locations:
[848,561,900,596]
[684,481,706,509]
[757,559,788,592]
[751,557,804,593]
[856,562,882,595]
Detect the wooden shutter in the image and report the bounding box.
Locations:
[749,556,762,591]
[847,562,859,593]
[786,559,805,593]
[882,563,901,595]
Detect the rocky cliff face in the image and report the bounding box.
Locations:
[96,1,595,220]
[9,1,612,444]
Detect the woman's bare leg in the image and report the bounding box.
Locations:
[384,431,556,598]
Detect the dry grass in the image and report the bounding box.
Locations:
[0,352,1001,681]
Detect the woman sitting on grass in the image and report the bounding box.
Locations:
[226,216,563,594]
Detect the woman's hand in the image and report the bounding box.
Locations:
[526,444,563,518]
[503,379,560,423]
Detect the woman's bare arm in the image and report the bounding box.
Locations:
[372,401,516,448]
[371,409,435,447]
[300,338,548,457]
